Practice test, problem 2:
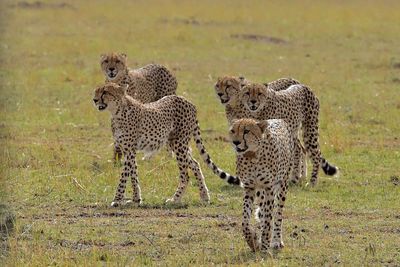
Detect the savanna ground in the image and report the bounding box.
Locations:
[0,0,399,266]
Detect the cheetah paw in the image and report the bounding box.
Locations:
[165,198,181,204]
[200,193,210,203]
[125,199,142,207]
[110,201,122,207]
[271,241,285,249]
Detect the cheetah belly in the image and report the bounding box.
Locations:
[136,124,173,159]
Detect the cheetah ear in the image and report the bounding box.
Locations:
[256,120,269,133]
[120,53,127,59]
[100,54,106,60]
[238,76,247,87]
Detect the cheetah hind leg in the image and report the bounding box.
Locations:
[289,139,303,184]
[166,140,191,203]
[188,153,210,203]
[299,141,307,180]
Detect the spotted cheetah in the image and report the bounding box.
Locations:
[93,83,239,207]
[229,118,294,251]
[100,52,177,161]
[214,76,307,182]
[240,83,338,185]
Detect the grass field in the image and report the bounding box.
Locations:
[1,0,399,265]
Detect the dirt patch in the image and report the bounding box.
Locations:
[58,238,136,250]
[230,34,288,44]
[216,222,237,231]
[392,62,400,69]
[392,78,400,84]
[10,1,75,9]
[159,17,220,26]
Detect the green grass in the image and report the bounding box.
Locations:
[1,0,399,265]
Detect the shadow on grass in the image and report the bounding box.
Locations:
[138,202,189,210]
[92,201,190,211]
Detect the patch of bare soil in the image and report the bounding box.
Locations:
[392,78,400,83]
[230,34,288,44]
[216,222,237,231]
[19,205,235,222]
[10,1,75,9]
[392,62,400,69]
[58,239,136,251]
[159,17,220,26]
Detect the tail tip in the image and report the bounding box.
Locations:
[321,157,338,176]
[227,175,241,185]
[323,164,338,176]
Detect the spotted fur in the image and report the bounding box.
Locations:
[229,118,293,251]
[100,52,177,161]
[240,83,338,185]
[93,83,239,207]
[214,76,307,182]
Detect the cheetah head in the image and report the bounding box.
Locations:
[241,83,268,112]
[100,53,128,81]
[214,76,247,106]
[229,118,269,156]
[93,83,126,112]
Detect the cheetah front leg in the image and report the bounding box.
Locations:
[242,188,259,251]
[111,118,123,164]
[271,179,288,249]
[111,151,141,207]
[259,187,274,252]
[127,152,142,206]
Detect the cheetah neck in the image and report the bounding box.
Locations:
[112,96,143,117]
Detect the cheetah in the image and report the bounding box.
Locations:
[229,118,294,251]
[214,76,300,124]
[240,83,338,185]
[214,76,307,182]
[93,83,239,207]
[100,52,177,161]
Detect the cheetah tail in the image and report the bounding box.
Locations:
[193,121,241,186]
[321,157,338,176]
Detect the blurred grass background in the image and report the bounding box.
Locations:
[0,0,399,265]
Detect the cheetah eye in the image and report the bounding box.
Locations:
[104,60,109,64]
[116,60,121,64]
[243,129,250,134]
[258,92,263,96]
[230,129,235,134]
[244,92,250,96]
